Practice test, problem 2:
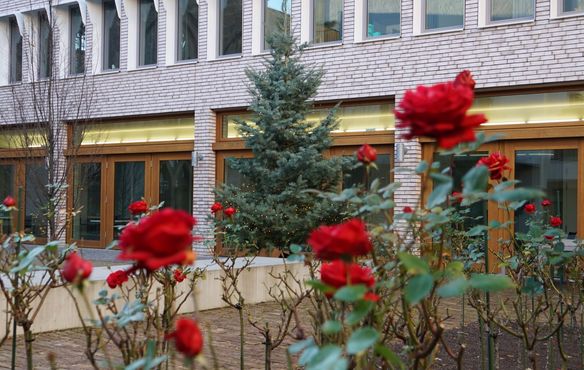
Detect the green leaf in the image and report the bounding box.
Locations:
[466,225,489,237]
[462,164,489,196]
[346,300,374,326]
[333,285,367,302]
[375,344,405,369]
[307,345,343,370]
[289,338,315,355]
[489,188,546,203]
[289,244,303,254]
[398,252,430,274]
[405,274,434,304]
[415,161,428,174]
[426,173,453,208]
[347,327,379,354]
[306,280,335,294]
[322,320,343,334]
[11,246,47,274]
[437,278,469,298]
[469,274,514,292]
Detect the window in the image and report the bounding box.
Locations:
[38,11,51,79]
[0,164,15,235]
[424,0,464,31]
[313,0,343,43]
[264,0,291,50]
[490,0,534,22]
[69,5,86,75]
[366,0,400,38]
[139,0,158,66]
[177,0,199,61]
[9,17,22,83]
[562,0,584,13]
[103,0,120,70]
[219,0,242,55]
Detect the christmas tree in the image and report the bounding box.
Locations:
[215,32,348,252]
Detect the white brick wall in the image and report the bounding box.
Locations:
[1,0,584,252]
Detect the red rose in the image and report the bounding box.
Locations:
[453,70,476,90]
[544,235,555,241]
[2,196,16,208]
[541,199,552,207]
[211,202,223,214]
[451,191,463,203]
[477,152,510,181]
[403,206,413,214]
[524,204,536,214]
[118,209,198,271]
[62,252,93,284]
[224,207,236,217]
[166,318,204,358]
[550,216,562,228]
[128,200,148,216]
[357,144,377,164]
[395,79,487,149]
[106,270,128,289]
[174,269,187,283]
[308,219,372,260]
[320,260,377,300]
[364,292,380,302]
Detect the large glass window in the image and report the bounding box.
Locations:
[343,153,391,189]
[224,158,253,190]
[0,165,15,235]
[424,0,464,31]
[139,0,158,66]
[159,160,193,212]
[563,0,584,13]
[9,17,22,83]
[178,0,199,61]
[39,11,51,79]
[113,161,145,237]
[73,163,101,241]
[219,0,242,56]
[313,0,343,43]
[514,149,577,237]
[103,0,120,70]
[264,0,291,50]
[25,163,48,238]
[490,0,534,22]
[366,0,400,38]
[69,5,86,75]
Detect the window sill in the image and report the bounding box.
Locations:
[97,69,121,76]
[479,18,534,29]
[414,27,464,37]
[551,11,584,20]
[128,65,158,72]
[305,41,343,50]
[208,54,243,62]
[355,34,400,44]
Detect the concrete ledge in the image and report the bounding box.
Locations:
[0,257,309,336]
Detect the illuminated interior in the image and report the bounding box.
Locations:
[0,129,45,149]
[75,117,194,145]
[472,91,584,126]
[222,103,396,138]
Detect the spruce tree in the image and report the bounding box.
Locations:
[215,32,348,252]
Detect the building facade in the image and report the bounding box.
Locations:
[1,0,584,255]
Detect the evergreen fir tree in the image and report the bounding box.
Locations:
[215,32,349,252]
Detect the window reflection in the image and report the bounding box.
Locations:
[219,0,242,55]
[313,0,343,43]
[103,0,120,70]
[264,0,291,49]
[490,0,534,22]
[178,0,198,60]
[25,163,48,237]
[367,0,400,37]
[69,5,85,74]
[139,0,158,66]
[0,165,14,235]
[73,163,101,241]
[425,0,464,30]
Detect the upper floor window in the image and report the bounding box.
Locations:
[264,0,291,50]
[562,0,584,13]
[103,0,120,70]
[219,0,242,56]
[489,0,534,23]
[313,0,343,44]
[178,0,199,60]
[69,5,86,75]
[366,0,400,38]
[9,17,22,83]
[38,11,51,79]
[424,0,464,31]
[139,0,158,66]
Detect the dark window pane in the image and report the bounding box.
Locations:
[69,5,85,74]
[515,149,577,236]
[425,0,463,30]
[139,0,158,66]
[0,165,15,235]
[367,0,400,37]
[39,11,51,79]
[103,0,120,70]
[490,0,534,22]
[313,0,343,43]
[564,0,584,12]
[343,154,391,189]
[159,160,193,213]
[264,0,291,50]
[9,17,22,83]
[25,163,48,237]
[219,0,242,55]
[224,158,253,190]
[73,163,101,241]
[114,161,145,238]
[178,0,198,60]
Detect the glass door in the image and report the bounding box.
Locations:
[71,161,103,246]
[0,164,15,235]
[331,145,393,189]
[154,154,193,213]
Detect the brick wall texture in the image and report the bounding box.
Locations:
[1,0,584,253]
